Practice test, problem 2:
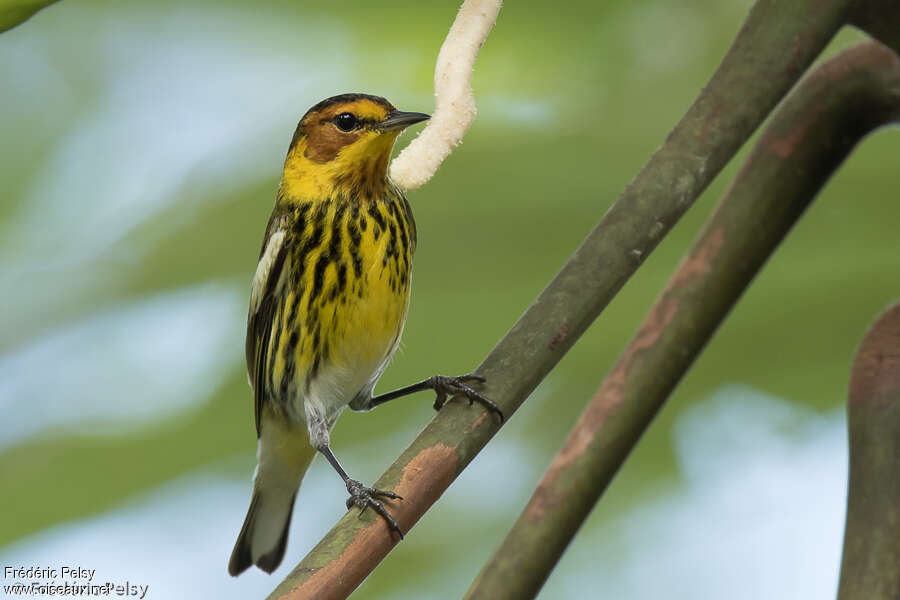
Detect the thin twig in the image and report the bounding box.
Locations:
[465,40,900,600]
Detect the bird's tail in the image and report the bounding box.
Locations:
[229,418,316,576]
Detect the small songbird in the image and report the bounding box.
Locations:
[228,94,501,576]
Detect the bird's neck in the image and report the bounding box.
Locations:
[278,141,392,206]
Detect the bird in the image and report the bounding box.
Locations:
[228,93,502,577]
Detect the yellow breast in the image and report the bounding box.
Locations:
[267,188,416,404]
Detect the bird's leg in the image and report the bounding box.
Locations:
[369,373,504,423]
[316,444,404,538]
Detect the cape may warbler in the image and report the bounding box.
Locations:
[228,94,501,576]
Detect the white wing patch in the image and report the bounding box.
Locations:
[249,230,286,315]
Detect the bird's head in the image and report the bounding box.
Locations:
[280,93,429,200]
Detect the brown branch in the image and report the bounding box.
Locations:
[465,40,900,600]
[837,302,900,598]
[268,1,852,598]
[850,0,900,54]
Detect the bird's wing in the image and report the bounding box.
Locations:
[246,228,289,437]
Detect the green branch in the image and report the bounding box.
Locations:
[465,40,900,600]
[267,1,852,597]
[0,0,59,33]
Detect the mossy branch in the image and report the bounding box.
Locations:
[465,40,900,600]
[267,0,854,597]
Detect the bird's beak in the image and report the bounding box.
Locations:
[379,110,430,131]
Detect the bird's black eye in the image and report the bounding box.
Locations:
[334,112,358,132]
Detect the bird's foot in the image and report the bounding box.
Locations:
[345,479,404,539]
[429,374,504,423]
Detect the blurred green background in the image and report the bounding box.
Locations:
[1,0,897,598]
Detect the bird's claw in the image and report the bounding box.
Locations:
[345,479,404,539]
[429,374,504,423]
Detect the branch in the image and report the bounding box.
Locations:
[850,0,900,55]
[838,301,900,600]
[464,39,900,600]
[389,0,502,190]
[0,0,59,33]
[268,1,851,597]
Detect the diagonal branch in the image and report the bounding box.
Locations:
[268,1,852,598]
[465,40,900,600]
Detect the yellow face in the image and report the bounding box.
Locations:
[279,94,428,200]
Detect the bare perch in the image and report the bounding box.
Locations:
[838,305,900,598]
[267,1,854,598]
[465,40,900,600]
